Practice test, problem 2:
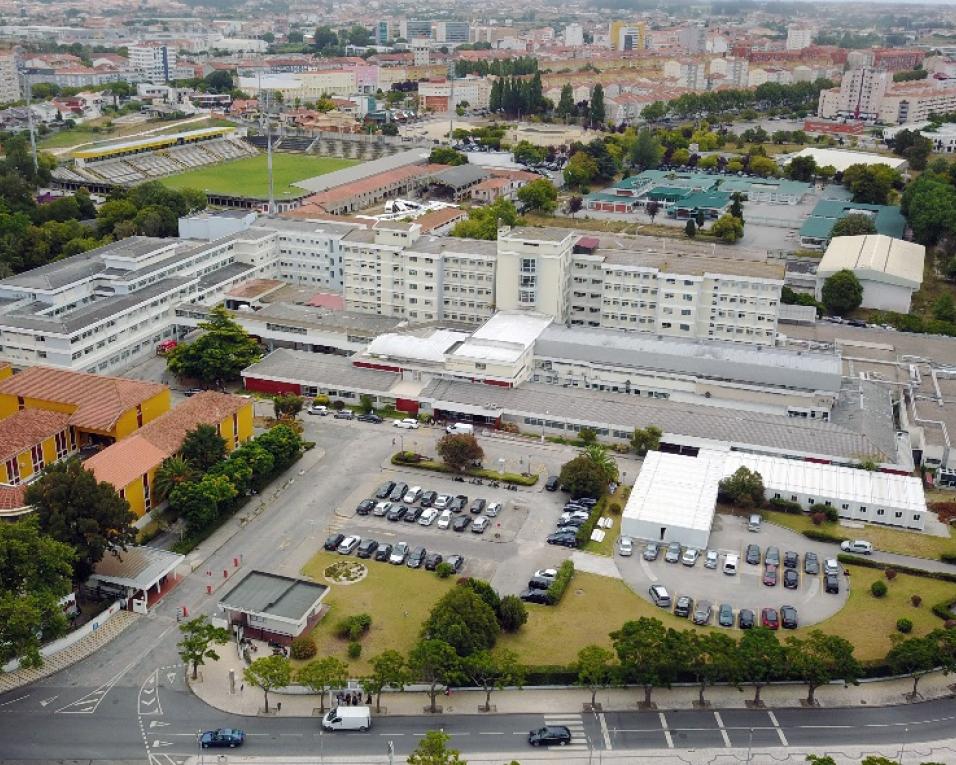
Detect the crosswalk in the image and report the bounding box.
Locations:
[543,713,589,751]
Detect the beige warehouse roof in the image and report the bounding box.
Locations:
[817,235,925,289]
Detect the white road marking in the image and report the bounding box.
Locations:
[714,712,731,748]
[479,731,504,735]
[166,672,177,685]
[149,721,170,728]
[639,557,658,582]
[152,740,173,748]
[57,661,136,714]
[599,712,612,750]
[0,694,30,707]
[38,695,59,707]
[768,710,789,746]
[659,712,674,748]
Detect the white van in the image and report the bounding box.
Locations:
[321,705,371,732]
[747,514,762,532]
[723,553,739,576]
[445,422,474,435]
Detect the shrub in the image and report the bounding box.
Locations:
[811,512,826,526]
[335,613,372,641]
[290,636,317,660]
[941,552,956,564]
[767,497,803,515]
[824,507,839,523]
[911,595,922,607]
[498,594,529,632]
[576,496,606,545]
[838,553,956,584]
[896,617,913,634]
[885,568,897,581]
[313,394,330,406]
[871,580,888,598]
[435,562,454,578]
[348,641,362,659]
[803,528,840,543]
[548,560,575,605]
[331,400,345,410]
[609,502,622,515]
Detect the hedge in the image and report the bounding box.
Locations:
[576,495,608,546]
[390,454,539,486]
[941,552,956,564]
[767,497,803,514]
[802,528,842,544]
[932,599,956,621]
[547,560,575,605]
[837,553,956,584]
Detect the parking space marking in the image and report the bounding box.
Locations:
[639,557,658,582]
[658,712,674,748]
[767,711,789,746]
[713,712,731,748]
[599,712,612,750]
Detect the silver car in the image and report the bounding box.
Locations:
[664,542,682,563]
[704,550,719,569]
[642,543,660,561]
[681,547,700,566]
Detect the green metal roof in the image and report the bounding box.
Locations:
[798,200,906,241]
[671,190,732,210]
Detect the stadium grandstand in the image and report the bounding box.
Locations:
[52,127,258,189]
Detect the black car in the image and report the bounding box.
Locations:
[783,568,799,589]
[783,551,799,569]
[529,726,571,746]
[403,506,423,523]
[469,498,486,514]
[545,475,560,491]
[745,544,761,565]
[333,410,354,420]
[554,525,582,537]
[450,495,468,512]
[804,552,820,575]
[546,531,579,548]
[357,413,383,424]
[781,605,799,629]
[424,552,443,571]
[738,608,755,629]
[356,539,379,559]
[445,554,464,573]
[386,504,408,522]
[557,517,586,528]
[389,482,409,502]
[825,573,840,594]
[375,481,395,499]
[452,515,471,532]
[577,497,598,507]
[374,543,393,562]
[674,595,694,618]
[520,589,552,605]
[200,729,245,748]
[324,533,344,551]
[420,490,438,508]
[528,576,552,591]
[406,547,427,568]
[356,499,375,516]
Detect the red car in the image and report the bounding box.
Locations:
[761,607,779,630]
[762,564,778,587]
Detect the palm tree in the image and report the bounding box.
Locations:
[153,456,195,502]
[582,444,619,482]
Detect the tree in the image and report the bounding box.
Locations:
[166,306,261,385]
[497,595,528,633]
[516,179,558,214]
[685,219,697,238]
[589,84,605,126]
[363,650,410,712]
[168,481,218,531]
[787,155,817,182]
[409,639,460,713]
[821,269,863,316]
[671,148,691,166]
[563,151,598,189]
[557,84,575,119]
[428,147,467,166]
[630,425,662,457]
[297,656,349,713]
[559,455,606,500]
[641,101,668,122]
[933,293,956,324]
[711,214,744,243]
[886,634,939,698]
[900,173,956,245]
[631,129,664,170]
[313,26,339,51]
[582,443,619,482]
[422,586,499,657]
[611,618,681,707]
[645,200,660,222]
[180,424,227,472]
[512,141,546,166]
[273,394,304,419]
[686,631,738,707]
[0,517,74,668]
[830,213,877,238]
[842,164,900,205]
[462,649,524,710]
[737,627,787,706]
[729,192,745,221]
[244,655,292,713]
[407,730,465,765]
[436,434,484,473]
[566,195,583,217]
[748,155,777,177]
[786,630,860,706]
[577,644,614,706]
[718,466,765,509]
[255,424,303,471]
[450,197,522,240]
[153,456,195,502]
[817,165,836,185]
[177,615,230,680]
[26,459,136,582]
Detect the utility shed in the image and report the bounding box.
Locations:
[218,570,329,645]
[621,450,725,548]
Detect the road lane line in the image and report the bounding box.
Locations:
[599,712,612,750]
[479,731,504,735]
[714,712,731,748]
[768,711,789,745]
[0,694,30,707]
[658,712,673,749]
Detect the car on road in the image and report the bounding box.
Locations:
[373,501,392,517]
[337,535,361,555]
[434,494,451,510]
[452,515,471,532]
[406,547,427,568]
[389,483,409,502]
[419,508,439,526]
[375,482,395,499]
[486,502,502,517]
[403,486,422,504]
[824,558,840,576]
[356,539,379,558]
[545,475,560,491]
[386,505,408,522]
[520,589,552,605]
[324,533,344,551]
[673,595,694,618]
[784,551,799,569]
[393,418,419,429]
[781,605,798,629]
[763,564,778,587]
[665,542,682,563]
[469,498,487,514]
[534,568,557,580]
[765,546,780,566]
[423,552,443,571]
[745,544,761,565]
[783,568,799,589]
[529,726,571,747]
[450,495,468,513]
[693,601,713,625]
[618,536,634,557]
[840,540,874,555]
[718,603,734,627]
[445,554,464,573]
[403,506,423,523]
[472,516,489,534]
[804,552,820,575]
[546,532,579,548]
[356,413,383,424]
[825,573,840,594]
[200,729,245,748]
[356,499,375,516]
[649,584,672,608]
[308,405,328,416]
[333,410,354,420]
[643,542,660,561]
[704,550,719,569]
[389,542,409,565]
[374,543,393,562]
[437,509,453,529]
[738,608,755,629]
[681,547,700,567]
[761,608,779,630]
[420,490,438,508]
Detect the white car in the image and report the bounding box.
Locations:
[471,516,489,534]
[337,535,361,555]
[560,511,590,524]
[308,405,328,416]
[486,502,502,517]
[840,539,874,555]
[403,486,422,504]
[373,501,391,517]
[704,550,719,569]
[393,418,419,429]
[618,536,634,557]
[436,509,453,529]
[433,494,451,510]
[418,508,439,526]
[533,568,557,580]
[681,547,700,566]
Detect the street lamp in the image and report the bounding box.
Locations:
[897,726,908,764]
[746,727,753,764]
[540,410,549,442]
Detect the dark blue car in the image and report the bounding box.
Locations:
[200,729,245,748]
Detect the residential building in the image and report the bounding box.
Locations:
[818,68,889,121]
[786,26,813,51]
[564,23,584,48]
[129,44,176,83]
[417,76,491,111]
[608,21,646,51]
[873,48,925,73]
[709,56,748,88]
[0,47,20,104]
[375,21,391,46]
[877,81,956,125]
[663,59,705,90]
[0,409,77,516]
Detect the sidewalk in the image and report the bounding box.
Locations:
[190,646,956,718]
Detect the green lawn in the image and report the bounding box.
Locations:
[38,117,236,152]
[160,154,357,198]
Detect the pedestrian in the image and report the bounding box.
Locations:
[240,683,244,693]
[276,702,281,713]
[366,691,372,704]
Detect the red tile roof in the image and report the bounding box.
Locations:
[0,409,72,463]
[0,367,167,432]
[0,483,28,513]
[415,207,467,233]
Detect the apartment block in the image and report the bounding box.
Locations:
[434,22,470,45]
[818,67,889,121]
[256,216,356,291]
[129,44,176,82]
[786,27,813,51]
[0,47,20,104]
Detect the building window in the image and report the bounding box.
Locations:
[136,405,143,428]
[31,444,45,472]
[55,430,69,459]
[17,396,24,411]
[232,413,240,447]
[143,473,152,512]
[4,457,19,485]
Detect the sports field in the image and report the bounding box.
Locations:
[160,154,358,198]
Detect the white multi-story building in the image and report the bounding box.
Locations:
[663,59,705,90]
[786,26,813,51]
[417,77,491,111]
[129,44,177,83]
[0,47,20,104]
[564,23,584,48]
[709,56,748,88]
[818,68,889,121]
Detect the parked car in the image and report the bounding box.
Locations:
[307,405,328,416]
[804,552,820,575]
[356,539,379,559]
[418,508,439,526]
[452,515,471,532]
[763,564,778,587]
[386,505,408,522]
[546,532,579,548]
[389,483,409,502]
[560,511,590,524]
[437,509,453,529]
[357,413,383,424]
[200,729,245,749]
[469,498,487,514]
[618,536,634,557]
[761,607,779,630]
[486,502,502,517]
[373,501,391,517]
[649,585,672,608]
[520,589,552,605]
[643,542,660,561]
[784,551,799,569]
[374,543,393,562]
[665,542,682,563]
[738,608,755,629]
[718,603,734,627]
[825,573,840,594]
[333,410,354,420]
[434,494,451,510]
[356,499,375,516]
[723,554,739,576]
[337,535,361,555]
[781,605,799,629]
[528,726,571,746]
[389,542,409,565]
[449,495,468,512]
[420,490,438,508]
[406,547,427,568]
[765,546,780,566]
[745,544,761,565]
[557,517,586,530]
[693,600,713,625]
[393,418,419,429]
[783,568,799,589]
[403,486,422,504]
[324,533,344,551]
[375,481,395,499]
[403,506,423,523]
[528,576,552,591]
[545,475,560,491]
[824,558,841,576]
[577,498,598,507]
[534,568,558,580]
[445,554,464,573]
[674,595,694,618]
[704,550,719,569]
[840,540,874,555]
[681,548,700,567]
[472,516,489,534]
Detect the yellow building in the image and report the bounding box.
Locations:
[84,392,254,518]
[0,362,12,382]
[0,366,170,446]
[609,20,646,51]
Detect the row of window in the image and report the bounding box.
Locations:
[3,429,74,485]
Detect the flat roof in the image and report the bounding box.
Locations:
[366,329,470,364]
[242,348,400,393]
[451,312,552,364]
[786,147,907,174]
[623,450,724,532]
[597,249,785,280]
[90,545,185,590]
[818,235,925,288]
[218,570,328,622]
